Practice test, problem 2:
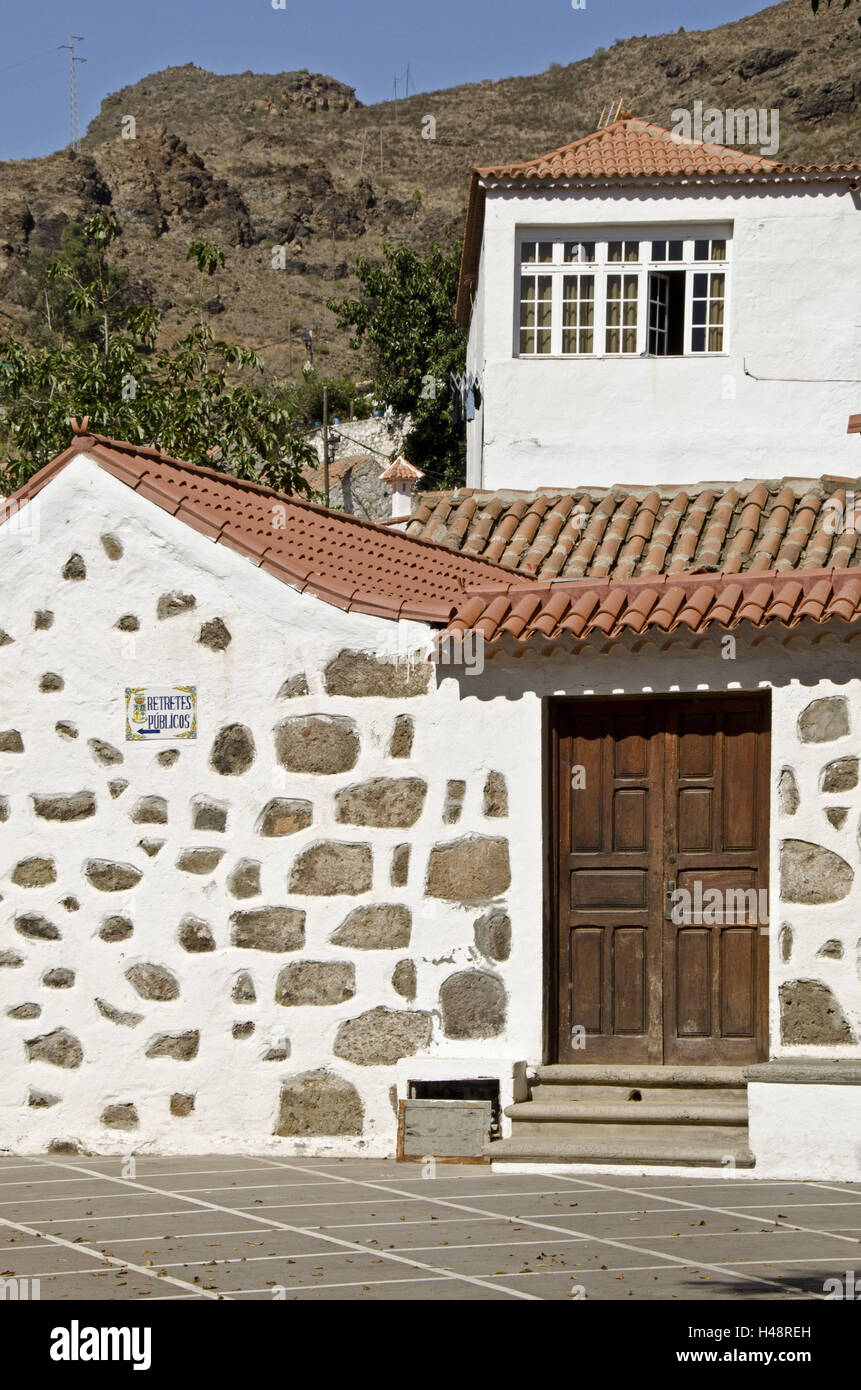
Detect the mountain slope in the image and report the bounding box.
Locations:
[0,0,858,379]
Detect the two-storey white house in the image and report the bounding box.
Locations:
[457,119,861,489]
[4,122,861,1179]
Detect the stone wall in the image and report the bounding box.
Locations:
[309,412,411,468]
[471,632,861,1061]
[4,453,860,1168]
[772,687,861,1053]
[0,454,537,1157]
[305,414,414,520]
[314,459,396,523]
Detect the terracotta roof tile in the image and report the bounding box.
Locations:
[3,435,527,624]
[406,477,861,583]
[379,456,425,483]
[476,119,861,189]
[445,569,861,648]
[12,435,861,652]
[476,119,790,183]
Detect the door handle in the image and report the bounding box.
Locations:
[665,880,676,921]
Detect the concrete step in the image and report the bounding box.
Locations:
[503,1120,749,1146]
[489,1064,754,1170]
[485,1132,755,1167]
[529,1084,747,1104]
[533,1065,749,1087]
[505,1101,748,1126]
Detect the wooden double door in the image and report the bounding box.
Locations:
[552,696,770,1065]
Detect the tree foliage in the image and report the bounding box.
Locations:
[187,241,227,323]
[18,214,135,349]
[328,236,466,486]
[0,217,315,495]
[283,370,372,428]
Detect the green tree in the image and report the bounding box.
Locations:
[283,370,371,428]
[328,236,466,486]
[187,241,227,324]
[0,221,315,494]
[19,215,134,349]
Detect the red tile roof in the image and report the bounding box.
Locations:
[380,456,425,483]
[445,569,861,647]
[406,480,861,582]
[9,435,861,652]
[3,435,526,624]
[456,119,861,324]
[477,119,783,183]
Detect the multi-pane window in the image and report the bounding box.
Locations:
[519,274,553,354]
[651,238,683,262]
[691,271,726,353]
[607,239,640,264]
[521,240,554,264]
[694,237,726,262]
[605,273,638,354]
[516,232,730,357]
[648,274,670,355]
[562,273,595,354]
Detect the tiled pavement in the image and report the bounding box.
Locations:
[1,1154,860,1301]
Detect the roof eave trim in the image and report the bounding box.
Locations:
[455,173,485,328]
[478,170,861,193]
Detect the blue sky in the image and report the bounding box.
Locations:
[1,0,769,162]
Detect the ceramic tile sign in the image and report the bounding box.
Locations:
[125,686,197,741]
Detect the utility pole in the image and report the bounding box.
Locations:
[286,286,292,378]
[359,128,367,178]
[393,73,398,123]
[322,385,330,508]
[405,64,410,99]
[60,36,85,151]
[380,130,384,176]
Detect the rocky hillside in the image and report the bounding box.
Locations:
[0,0,859,379]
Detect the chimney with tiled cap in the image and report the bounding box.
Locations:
[379,455,425,519]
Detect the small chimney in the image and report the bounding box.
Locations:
[379,455,425,519]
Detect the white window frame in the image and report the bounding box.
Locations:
[514,227,731,360]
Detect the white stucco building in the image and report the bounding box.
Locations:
[3,120,861,1180]
[458,118,861,490]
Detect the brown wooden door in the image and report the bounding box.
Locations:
[553,696,769,1066]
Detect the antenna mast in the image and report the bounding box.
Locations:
[60,36,85,151]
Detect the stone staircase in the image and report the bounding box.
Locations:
[485,1066,754,1168]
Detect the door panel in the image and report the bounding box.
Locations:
[662,698,769,1064]
[553,695,769,1065]
[556,702,664,1063]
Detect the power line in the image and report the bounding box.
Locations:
[323,426,454,486]
[0,44,64,78]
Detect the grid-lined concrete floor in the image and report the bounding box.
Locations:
[1,1154,859,1301]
